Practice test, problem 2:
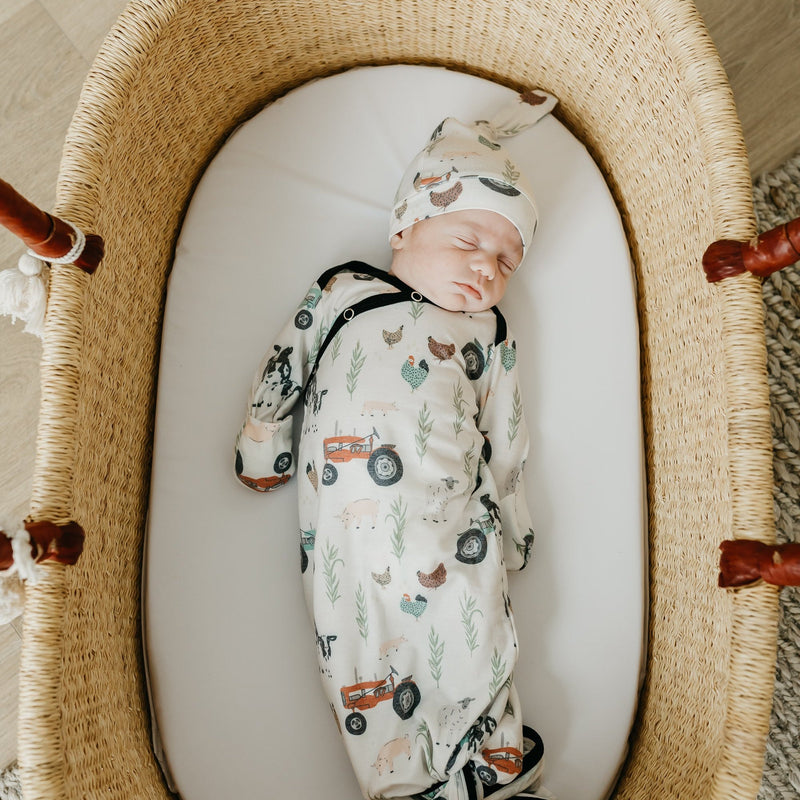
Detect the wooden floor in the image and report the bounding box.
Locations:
[1,0,799,774]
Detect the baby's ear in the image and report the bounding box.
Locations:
[390,231,406,251]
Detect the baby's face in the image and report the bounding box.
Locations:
[389,209,524,312]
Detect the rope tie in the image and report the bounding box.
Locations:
[36,219,87,265]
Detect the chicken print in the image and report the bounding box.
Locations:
[417,562,447,589]
[400,593,428,620]
[427,336,456,362]
[372,566,392,588]
[429,180,463,209]
[383,325,404,349]
[500,340,517,373]
[401,356,429,391]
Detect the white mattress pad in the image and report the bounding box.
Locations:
[144,65,645,800]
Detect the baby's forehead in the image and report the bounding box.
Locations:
[422,210,524,253]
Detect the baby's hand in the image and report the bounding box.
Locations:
[243,417,281,443]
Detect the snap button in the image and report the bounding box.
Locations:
[343,308,355,320]
[411,291,423,302]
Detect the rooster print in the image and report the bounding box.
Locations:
[499,340,517,373]
[401,355,430,391]
[400,593,428,620]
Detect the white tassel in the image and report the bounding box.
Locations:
[0,571,25,626]
[0,519,40,625]
[0,251,48,337]
[0,218,85,337]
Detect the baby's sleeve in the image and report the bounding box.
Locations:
[234,280,328,492]
[475,331,535,570]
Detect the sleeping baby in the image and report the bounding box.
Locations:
[234,89,557,800]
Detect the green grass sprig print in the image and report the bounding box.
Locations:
[330,330,342,362]
[409,301,425,324]
[428,626,444,688]
[489,647,508,698]
[355,582,369,644]
[463,442,476,485]
[321,540,344,608]
[416,721,434,771]
[460,592,484,656]
[416,402,433,463]
[503,158,520,185]
[498,124,527,138]
[507,385,522,448]
[346,341,366,400]
[452,382,466,437]
[386,496,408,562]
[308,322,330,366]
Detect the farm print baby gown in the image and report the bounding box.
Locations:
[235,263,536,800]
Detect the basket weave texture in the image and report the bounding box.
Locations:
[18,1,778,799]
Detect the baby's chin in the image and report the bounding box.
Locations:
[445,299,492,313]
[435,288,496,313]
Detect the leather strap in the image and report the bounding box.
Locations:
[0,520,85,570]
[719,539,800,588]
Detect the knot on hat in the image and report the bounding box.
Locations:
[389,89,558,255]
[475,89,558,140]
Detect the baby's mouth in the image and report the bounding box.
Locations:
[455,282,482,300]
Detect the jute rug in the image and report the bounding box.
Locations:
[0,157,798,800]
[755,152,800,800]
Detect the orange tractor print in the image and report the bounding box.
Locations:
[477,746,524,785]
[322,427,403,487]
[235,450,293,492]
[340,666,421,735]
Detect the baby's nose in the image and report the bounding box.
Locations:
[471,256,496,280]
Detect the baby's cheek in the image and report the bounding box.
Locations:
[491,277,512,304]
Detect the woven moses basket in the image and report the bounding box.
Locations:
[8,0,786,798]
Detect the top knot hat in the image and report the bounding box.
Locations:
[389,89,558,256]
